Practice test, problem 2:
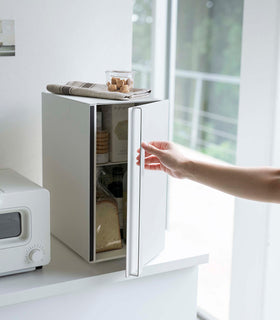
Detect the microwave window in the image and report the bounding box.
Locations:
[0,212,22,239]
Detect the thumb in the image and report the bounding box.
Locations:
[141,142,163,157]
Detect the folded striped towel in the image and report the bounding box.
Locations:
[47,81,151,101]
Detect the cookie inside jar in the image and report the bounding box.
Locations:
[105,70,135,93]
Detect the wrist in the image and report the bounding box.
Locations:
[180,158,196,180]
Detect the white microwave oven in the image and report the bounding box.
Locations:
[0,169,50,277]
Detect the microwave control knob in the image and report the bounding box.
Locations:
[29,249,44,263]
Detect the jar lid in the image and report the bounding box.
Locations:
[105,70,136,76]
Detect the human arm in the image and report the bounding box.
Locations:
[136,141,280,203]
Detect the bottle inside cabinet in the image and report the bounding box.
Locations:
[96,109,109,164]
[96,104,131,165]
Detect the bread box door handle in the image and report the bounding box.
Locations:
[126,107,143,278]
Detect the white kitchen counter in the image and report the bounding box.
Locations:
[0,231,208,308]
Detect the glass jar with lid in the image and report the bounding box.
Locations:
[105,70,136,93]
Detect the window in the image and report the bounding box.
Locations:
[174,0,242,164]
[132,0,153,89]
[132,0,244,319]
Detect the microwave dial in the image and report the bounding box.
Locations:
[25,245,45,263]
[29,248,43,263]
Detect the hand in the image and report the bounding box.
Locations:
[136,141,189,179]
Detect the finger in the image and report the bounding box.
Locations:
[143,156,160,164]
[138,141,170,156]
[144,163,162,171]
[136,158,161,165]
[137,161,159,169]
[138,142,168,152]
[136,154,159,161]
[136,161,162,170]
[137,148,152,157]
[136,157,160,164]
[141,142,164,157]
[146,141,170,150]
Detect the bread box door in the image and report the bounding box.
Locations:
[126,100,169,277]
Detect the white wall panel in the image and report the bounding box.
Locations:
[230,0,280,319]
[0,0,132,184]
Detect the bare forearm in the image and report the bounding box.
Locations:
[139,141,280,203]
[183,160,280,203]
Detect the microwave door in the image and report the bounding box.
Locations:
[126,101,169,278]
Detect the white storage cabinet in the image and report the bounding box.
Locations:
[42,93,169,277]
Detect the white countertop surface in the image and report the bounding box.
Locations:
[0,231,208,308]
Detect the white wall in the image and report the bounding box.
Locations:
[0,0,133,184]
[230,0,280,319]
[263,4,280,318]
[0,20,15,45]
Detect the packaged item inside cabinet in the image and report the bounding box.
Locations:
[97,111,102,130]
[96,110,109,164]
[108,167,124,238]
[96,170,122,253]
[102,105,129,162]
